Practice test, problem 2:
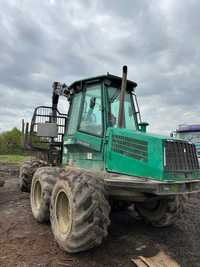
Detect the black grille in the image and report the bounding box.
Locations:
[164,140,199,172]
[112,135,148,161]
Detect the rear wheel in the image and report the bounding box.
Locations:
[135,196,186,227]
[31,167,60,223]
[19,159,47,192]
[50,167,110,253]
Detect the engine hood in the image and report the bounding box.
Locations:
[105,128,200,181]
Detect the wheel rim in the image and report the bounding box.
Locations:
[33,180,42,209]
[55,190,70,234]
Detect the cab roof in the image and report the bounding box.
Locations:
[68,73,137,93]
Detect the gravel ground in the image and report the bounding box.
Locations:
[0,162,200,267]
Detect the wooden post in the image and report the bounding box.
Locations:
[24,122,29,148]
[21,119,25,147]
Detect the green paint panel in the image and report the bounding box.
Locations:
[62,131,104,171]
[63,132,102,151]
[106,128,163,180]
[74,132,102,151]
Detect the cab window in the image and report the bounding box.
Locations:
[67,92,82,135]
[79,84,103,136]
[108,87,137,130]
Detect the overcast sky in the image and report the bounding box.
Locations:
[0,0,199,135]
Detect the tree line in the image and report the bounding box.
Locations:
[0,128,23,154]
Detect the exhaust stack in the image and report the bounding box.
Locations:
[118,65,128,128]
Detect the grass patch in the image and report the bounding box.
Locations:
[0,154,33,164]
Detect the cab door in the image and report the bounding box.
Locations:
[63,83,104,171]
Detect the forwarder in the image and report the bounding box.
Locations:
[19,66,200,253]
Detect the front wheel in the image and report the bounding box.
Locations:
[50,167,110,253]
[135,196,186,227]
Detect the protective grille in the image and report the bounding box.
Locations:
[112,135,148,161]
[164,140,199,172]
[30,106,67,148]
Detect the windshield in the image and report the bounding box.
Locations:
[108,87,137,130]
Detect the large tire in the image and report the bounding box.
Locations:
[19,160,47,192]
[50,167,110,253]
[0,179,4,187]
[135,196,186,227]
[31,167,60,223]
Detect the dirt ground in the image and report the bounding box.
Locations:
[1,163,200,267]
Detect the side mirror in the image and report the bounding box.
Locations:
[138,122,149,133]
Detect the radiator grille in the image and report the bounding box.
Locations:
[112,135,148,161]
[164,140,199,172]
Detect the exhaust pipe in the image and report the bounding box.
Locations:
[118,65,128,128]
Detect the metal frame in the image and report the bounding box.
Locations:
[26,105,68,164]
[132,92,142,124]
